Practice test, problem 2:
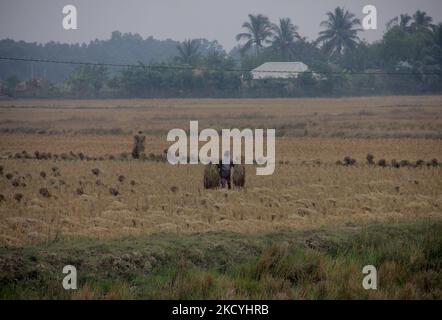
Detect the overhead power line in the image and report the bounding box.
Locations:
[0,56,441,76]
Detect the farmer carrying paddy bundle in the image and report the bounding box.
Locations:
[132,131,146,159]
[217,151,235,189]
[203,152,245,190]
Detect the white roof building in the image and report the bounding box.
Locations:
[250,62,310,80]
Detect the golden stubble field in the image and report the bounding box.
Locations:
[1,96,442,138]
[0,96,442,246]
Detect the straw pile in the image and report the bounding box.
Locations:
[233,164,245,187]
[204,164,220,189]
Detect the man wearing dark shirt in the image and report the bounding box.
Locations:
[217,151,234,189]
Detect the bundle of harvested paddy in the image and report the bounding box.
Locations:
[14,193,23,202]
[391,159,400,168]
[232,164,246,187]
[343,156,356,166]
[203,164,220,189]
[39,188,50,198]
[378,159,387,167]
[109,187,119,196]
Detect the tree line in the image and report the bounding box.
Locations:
[1,7,441,98]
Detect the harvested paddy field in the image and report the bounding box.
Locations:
[0,96,441,299]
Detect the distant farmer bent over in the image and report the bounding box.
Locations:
[132,131,145,159]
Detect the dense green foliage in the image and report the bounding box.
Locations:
[1,219,441,299]
[1,8,441,98]
[0,31,222,82]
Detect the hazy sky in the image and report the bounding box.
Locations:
[1,0,441,50]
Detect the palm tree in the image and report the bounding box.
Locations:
[175,39,201,65]
[387,14,412,32]
[236,14,273,55]
[269,18,300,60]
[411,10,433,31]
[399,14,412,30]
[316,7,361,59]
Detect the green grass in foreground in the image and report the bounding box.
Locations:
[0,218,441,299]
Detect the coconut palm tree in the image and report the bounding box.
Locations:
[411,10,433,31]
[387,14,412,32]
[236,14,273,55]
[316,7,361,59]
[269,18,300,60]
[399,14,412,30]
[175,39,201,65]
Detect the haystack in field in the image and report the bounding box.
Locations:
[204,164,220,189]
[232,164,245,187]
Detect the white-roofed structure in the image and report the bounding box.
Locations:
[250,62,310,80]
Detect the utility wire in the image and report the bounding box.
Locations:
[0,56,441,76]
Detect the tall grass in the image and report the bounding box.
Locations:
[1,219,441,299]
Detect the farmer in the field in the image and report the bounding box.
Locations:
[217,151,235,189]
[132,130,146,159]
